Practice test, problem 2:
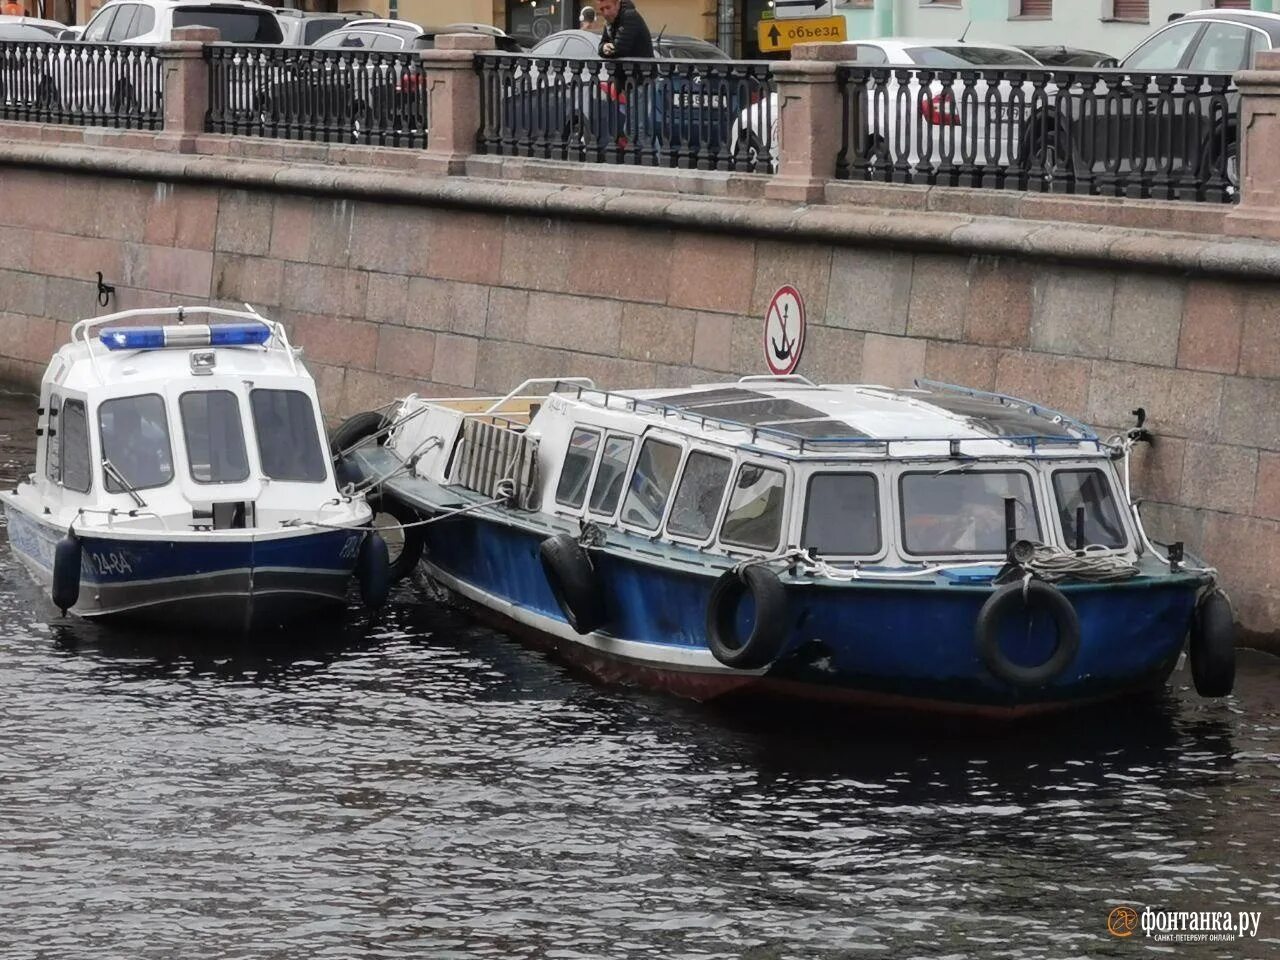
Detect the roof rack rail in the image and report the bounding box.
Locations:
[913,379,1098,441]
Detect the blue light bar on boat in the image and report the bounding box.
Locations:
[99,322,272,351]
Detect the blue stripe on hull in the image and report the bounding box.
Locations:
[420,512,1198,710]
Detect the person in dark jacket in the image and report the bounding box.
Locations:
[596,0,654,59]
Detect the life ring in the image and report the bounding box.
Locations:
[1189,590,1235,698]
[372,496,424,584]
[975,580,1080,687]
[705,565,788,670]
[330,410,387,459]
[539,533,605,634]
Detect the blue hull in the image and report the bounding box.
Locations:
[406,501,1201,715]
[4,504,362,631]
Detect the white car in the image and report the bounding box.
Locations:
[32,0,281,115]
[732,38,1044,174]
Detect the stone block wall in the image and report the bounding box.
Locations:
[1,158,1278,647]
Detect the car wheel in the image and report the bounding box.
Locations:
[1200,130,1239,200]
[111,81,138,116]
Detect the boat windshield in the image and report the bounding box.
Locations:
[181,391,250,484]
[900,470,1039,555]
[98,394,174,493]
[1052,468,1127,549]
[801,473,881,557]
[720,464,786,551]
[249,390,327,483]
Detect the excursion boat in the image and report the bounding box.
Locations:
[334,376,1236,717]
[2,307,386,632]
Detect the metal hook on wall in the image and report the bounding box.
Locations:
[96,272,115,309]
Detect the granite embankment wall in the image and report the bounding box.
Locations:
[1,138,1278,646]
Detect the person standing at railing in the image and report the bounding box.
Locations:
[596,0,653,59]
[580,6,602,33]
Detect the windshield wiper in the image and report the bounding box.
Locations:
[102,458,147,509]
[931,459,978,477]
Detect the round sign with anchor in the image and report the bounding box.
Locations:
[763,285,805,376]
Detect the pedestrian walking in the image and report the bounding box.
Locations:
[596,0,653,59]
[580,6,601,32]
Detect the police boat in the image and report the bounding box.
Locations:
[333,376,1236,717]
[2,307,388,632]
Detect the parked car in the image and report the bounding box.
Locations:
[498,29,751,162]
[1031,9,1278,195]
[1017,45,1114,68]
[275,9,363,47]
[0,15,67,37]
[731,38,1043,172]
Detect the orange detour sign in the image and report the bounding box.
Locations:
[758,16,847,54]
[764,285,805,376]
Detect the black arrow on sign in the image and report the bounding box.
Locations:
[768,24,781,46]
[775,0,828,10]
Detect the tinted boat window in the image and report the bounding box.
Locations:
[901,471,1039,555]
[621,438,681,531]
[555,428,601,509]
[62,399,92,494]
[172,8,284,44]
[98,394,173,492]
[249,390,327,482]
[721,464,786,551]
[180,391,250,484]
[1053,469,1126,550]
[802,473,880,556]
[588,435,634,516]
[667,451,731,541]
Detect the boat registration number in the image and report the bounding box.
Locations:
[88,550,134,576]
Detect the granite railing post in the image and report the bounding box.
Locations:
[764,41,847,203]
[420,33,494,176]
[1225,50,1280,239]
[155,26,217,153]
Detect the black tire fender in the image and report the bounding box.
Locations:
[975,580,1080,688]
[330,410,388,459]
[1189,589,1235,698]
[372,496,424,584]
[539,533,605,635]
[705,565,788,670]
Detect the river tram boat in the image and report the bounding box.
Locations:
[334,376,1236,717]
[2,307,385,632]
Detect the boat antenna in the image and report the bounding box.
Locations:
[959,20,972,43]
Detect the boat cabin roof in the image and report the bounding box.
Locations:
[560,379,1106,461]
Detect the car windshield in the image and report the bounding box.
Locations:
[659,40,729,60]
[905,45,1041,67]
[173,7,283,44]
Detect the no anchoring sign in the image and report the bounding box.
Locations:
[764,285,805,376]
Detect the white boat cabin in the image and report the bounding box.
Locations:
[387,377,1142,567]
[25,308,344,533]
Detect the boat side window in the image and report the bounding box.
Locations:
[45,392,60,484]
[1052,469,1127,550]
[180,391,250,484]
[249,390,327,483]
[587,434,635,517]
[554,427,601,510]
[98,394,173,493]
[900,470,1040,556]
[620,438,682,531]
[61,400,92,494]
[666,451,732,541]
[720,463,787,551]
[802,473,881,556]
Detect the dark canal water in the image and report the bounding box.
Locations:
[2,388,1279,959]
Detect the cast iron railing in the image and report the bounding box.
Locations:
[205,44,428,147]
[476,52,775,172]
[0,41,163,129]
[834,66,1239,203]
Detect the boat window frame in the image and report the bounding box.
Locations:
[1050,465,1130,552]
[799,470,884,559]
[617,433,686,535]
[97,392,175,494]
[897,466,1043,559]
[664,447,734,546]
[553,425,603,512]
[585,431,638,522]
[248,388,329,484]
[59,398,93,495]
[178,389,252,486]
[717,459,790,554]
